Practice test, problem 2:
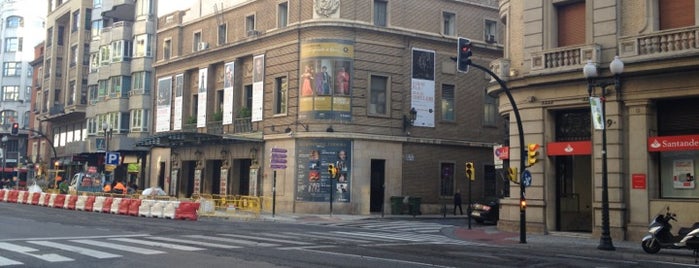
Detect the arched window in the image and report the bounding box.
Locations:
[6,16,23,28]
[0,110,18,126]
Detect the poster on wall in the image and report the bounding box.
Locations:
[411,48,435,128]
[220,168,228,195]
[673,159,696,189]
[155,77,172,132]
[296,139,351,202]
[173,74,184,130]
[223,62,235,125]
[170,169,178,196]
[194,169,201,195]
[252,55,264,122]
[197,68,208,128]
[299,40,354,121]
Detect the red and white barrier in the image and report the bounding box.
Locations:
[84,196,96,211]
[150,200,166,218]
[30,192,41,205]
[0,189,7,201]
[138,199,155,217]
[93,196,106,212]
[117,198,131,215]
[17,191,27,204]
[163,201,180,219]
[174,201,200,220]
[75,195,87,210]
[110,197,122,214]
[102,197,114,213]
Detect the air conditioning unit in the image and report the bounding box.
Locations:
[247,30,259,37]
[198,42,208,50]
[486,34,496,43]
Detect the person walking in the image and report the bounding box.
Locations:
[454,191,463,215]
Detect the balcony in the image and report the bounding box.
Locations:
[530,44,601,75]
[489,58,510,82]
[619,26,699,62]
[49,104,64,116]
[233,117,253,133]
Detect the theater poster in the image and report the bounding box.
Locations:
[197,68,208,128]
[411,48,435,128]
[223,62,235,125]
[295,139,351,202]
[173,74,184,130]
[156,77,172,132]
[299,40,354,121]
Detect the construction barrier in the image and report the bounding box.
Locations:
[174,201,199,220]
[138,199,155,217]
[7,190,18,203]
[163,201,180,219]
[38,192,48,206]
[93,196,106,212]
[84,195,96,211]
[110,197,122,214]
[0,189,6,201]
[53,194,66,208]
[47,193,56,207]
[118,198,131,215]
[17,191,26,204]
[30,192,41,205]
[128,199,142,216]
[66,195,78,210]
[75,195,87,210]
[150,200,166,218]
[102,197,114,213]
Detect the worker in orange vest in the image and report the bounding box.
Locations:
[103,183,112,193]
[113,180,127,195]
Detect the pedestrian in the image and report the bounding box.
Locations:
[454,191,463,215]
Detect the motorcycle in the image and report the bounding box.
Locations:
[642,206,699,262]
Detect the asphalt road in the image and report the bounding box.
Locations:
[0,202,696,267]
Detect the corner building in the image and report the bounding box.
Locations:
[146,0,506,215]
[496,0,699,241]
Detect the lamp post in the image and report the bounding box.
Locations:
[402,107,418,133]
[583,56,624,251]
[1,135,7,188]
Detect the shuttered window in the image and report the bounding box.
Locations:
[658,98,699,136]
[659,0,695,30]
[557,1,585,47]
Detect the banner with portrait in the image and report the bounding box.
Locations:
[197,68,208,128]
[223,62,235,125]
[299,40,354,121]
[156,77,172,132]
[252,55,264,122]
[411,48,436,128]
[173,74,184,130]
[296,139,351,202]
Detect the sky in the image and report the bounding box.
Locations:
[157,0,195,16]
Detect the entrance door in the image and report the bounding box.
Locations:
[239,159,251,195]
[555,156,592,232]
[370,159,385,213]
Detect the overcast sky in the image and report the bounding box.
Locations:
[157,0,194,16]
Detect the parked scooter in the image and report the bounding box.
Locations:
[642,206,699,262]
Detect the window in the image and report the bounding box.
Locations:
[83,44,90,66]
[659,0,695,30]
[373,0,387,27]
[136,0,153,17]
[55,58,63,77]
[218,24,227,45]
[131,109,149,131]
[246,15,255,34]
[132,71,151,92]
[556,1,585,47]
[93,0,102,8]
[484,93,498,126]
[3,62,21,76]
[72,10,80,32]
[70,45,78,66]
[369,75,388,115]
[57,26,64,46]
[81,80,88,104]
[0,110,18,125]
[68,80,76,105]
[90,53,99,72]
[54,88,61,102]
[4,37,20,52]
[85,9,92,30]
[278,2,288,28]
[192,32,201,51]
[440,162,455,197]
[274,76,287,114]
[485,20,497,43]
[2,86,20,101]
[6,16,23,28]
[46,27,53,45]
[91,20,103,39]
[134,34,152,57]
[44,59,51,78]
[163,39,171,60]
[443,12,455,36]
[111,40,132,62]
[441,84,455,121]
[88,85,98,102]
[110,76,122,97]
[98,80,107,97]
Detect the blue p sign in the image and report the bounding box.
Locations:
[106,152,120,165]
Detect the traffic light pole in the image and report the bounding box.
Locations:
[468,62,527,244]
[20,127,58,163]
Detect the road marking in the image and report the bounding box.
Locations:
[109,238,205,251]
[145,236,241,249]
[555,254,639,265]
[297,247,458,268]
[26,241,121,259]
[183,235,279,247]
[0,256,23,266]
[0,242,73,263]
[0,234,149,242]
[309,231,397,242]
[296,232,375,244]
[277,245,336,251]
[70,239,166,255]
[335,231,424,242]
[220,234,312,245]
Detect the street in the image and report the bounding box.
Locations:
[0,202,697,268]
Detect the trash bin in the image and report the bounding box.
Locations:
[390,196,404,215]
[408,197,422,216]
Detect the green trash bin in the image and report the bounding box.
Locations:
[390,196,404,215]
[408,197,422,216]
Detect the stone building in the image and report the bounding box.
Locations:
[143,0,505,215]
[495,0,699,241]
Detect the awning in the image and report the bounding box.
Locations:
[546,141,592,156]
[136,131,262,148]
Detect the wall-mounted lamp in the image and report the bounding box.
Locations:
[284,121,309,134]
[326,125,334,132]
[220,149,228,158]
[403,107,418,133]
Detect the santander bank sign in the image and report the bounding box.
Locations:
[648,135,699,152]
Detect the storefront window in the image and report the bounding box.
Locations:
[660,151,698,198]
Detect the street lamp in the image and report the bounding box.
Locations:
[1,135,7,188]
[583,55,624,251]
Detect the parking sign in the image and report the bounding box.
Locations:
[106,152,120,165]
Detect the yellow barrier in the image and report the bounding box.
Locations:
[191,194,262,219]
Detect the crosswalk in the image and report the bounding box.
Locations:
[313,219,456,233]
[0,230,481,266]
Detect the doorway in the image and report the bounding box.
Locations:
[239,159,251,195]
[555,156,592,232]
[370,159,385,213]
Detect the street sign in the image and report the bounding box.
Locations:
[521,170,532,188]
[105,152,120,165]
[270,147,287,170]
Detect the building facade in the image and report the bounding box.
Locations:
[145,0,506,215]
[38,0,156,186]
[0,0,45,176]
[495,0,699,241]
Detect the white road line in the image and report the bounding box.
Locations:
[0,234,149,242]
[277,245,336,251]
[297,247,458,268]
[256,233,299,239]
[335,231,424,242]
[292,232,374,244]
[0,242,74,263]
[0,256,23,266]
[220,234,312,245]
[555,254,639,265]
[309,231,397,242]
[70,239,166,255]
[183,235,279,247]
[109,238,205,251]
[26,241,121,259]
[145,236,241,249]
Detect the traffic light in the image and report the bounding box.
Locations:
[328,164,337,179]
[507,167,519,184]
[11,123,19,136]
[465,162,475,181]
[520,198,527,210]
[527,143,540,166]
[457,37,472,73]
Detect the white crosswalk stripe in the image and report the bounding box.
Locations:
[0,255,23,266]
[183,235,279,247]
[70,239,166,255]
[318,220,454,233]
[109,237,205,251]
[26,240,121,259]
[0,242,74,263]
[144,236,242,249]
[220,233,313,245]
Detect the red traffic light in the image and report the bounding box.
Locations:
[11,123,19,136]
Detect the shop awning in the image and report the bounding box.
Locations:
[135,131,262,148]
